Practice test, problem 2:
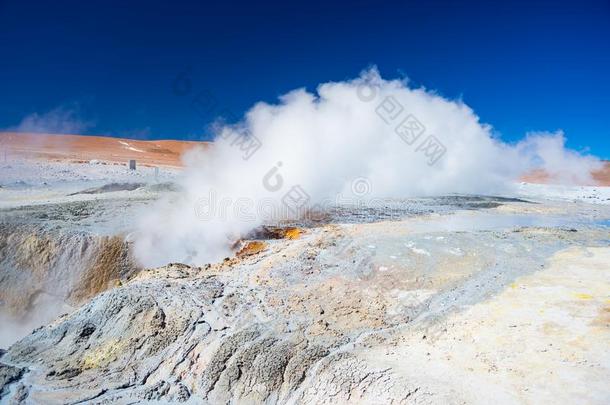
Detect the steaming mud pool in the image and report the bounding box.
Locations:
[1,160,610,404]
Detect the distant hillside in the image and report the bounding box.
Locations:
[0,132,208,167]
[2,132,609,185]
[521,161,610,187]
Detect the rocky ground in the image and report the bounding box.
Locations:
[1,159,609,404]
[0,159,179,347]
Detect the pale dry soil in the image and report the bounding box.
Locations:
[361,246,610,405]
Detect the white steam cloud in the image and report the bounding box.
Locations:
[134,68,602,267]
[9,106,91,134]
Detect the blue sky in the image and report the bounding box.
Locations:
[0,0,608,158]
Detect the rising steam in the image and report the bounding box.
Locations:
[8,106,92,134]
[134,68,601,267]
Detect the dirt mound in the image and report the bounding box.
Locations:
[0,132,208,167]
[0,225,139,317]
[521,161,610,186]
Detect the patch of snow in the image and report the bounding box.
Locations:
[410,247,431,256]
[127,146,145,153]
[448,247,464,256]
[516,182,610,205]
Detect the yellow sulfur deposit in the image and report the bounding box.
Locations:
[82,339,124,369]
